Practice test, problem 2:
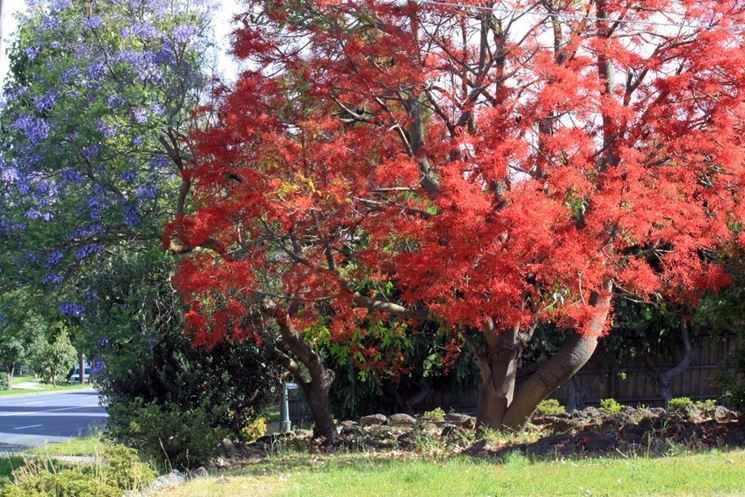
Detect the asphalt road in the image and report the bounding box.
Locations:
[0,390,107,449]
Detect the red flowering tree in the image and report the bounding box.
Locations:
[170,0,745,436]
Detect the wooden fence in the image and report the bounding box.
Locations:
[419,333,739,413]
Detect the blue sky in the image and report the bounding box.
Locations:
[0,0,242,83]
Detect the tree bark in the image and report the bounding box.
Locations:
[5,364,14,390]
[272,311,338,443]
[473,325,522,428]
[78,351,86,385]
[659,317,693,405]
[474,282,613,430]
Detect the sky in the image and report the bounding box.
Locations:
[0,0,243,85]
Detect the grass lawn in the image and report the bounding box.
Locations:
[29,435,105,457]
[157,450,745,497]
[0,378,94,397]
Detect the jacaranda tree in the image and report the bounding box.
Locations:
[0,0,213,326]
[171,0,745,434]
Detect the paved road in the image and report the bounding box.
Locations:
[0,390,107,449]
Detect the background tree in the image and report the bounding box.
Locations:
[29,322,77,387]
[0,0,213,341]
[172,0,745,432]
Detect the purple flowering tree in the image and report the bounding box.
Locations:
[0,0,215,312]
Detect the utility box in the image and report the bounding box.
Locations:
[279,382,312,432]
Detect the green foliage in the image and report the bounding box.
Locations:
[92,251,280,439]
[422,407,446,422]
[240,417,268,443]
[668,397,693,410]
[28,325,77,386]
[97,444,156,491]
[106,398,228,470]
[599,398,622,414]
[535,399,566,416]
[1,467,121,497]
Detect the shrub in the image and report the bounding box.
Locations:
[240,416,268,443]
[536,399,566,416]
[106,398,227,470]
[599,398,622,414]
[694,399,716,413]
[97,444,156,491]
[422,407,446,422]
[1,467,121,497]
[668,397,693,411]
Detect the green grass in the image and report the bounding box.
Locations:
[0,380,93,397]
[160,450,745,497]
[30,435,105,457]
[0,457,24,485]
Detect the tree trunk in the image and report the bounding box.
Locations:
[5,364,14,390]
[300,369,337,441]
[78,351,86,385]
[272,311,339,443]
[473,326,521,428]
[475,282,613,430]
[659,317,693,405]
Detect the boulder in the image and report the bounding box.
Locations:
[445,412,476,429]
[388,413,417,426]
[188,466,208,479]
[360,413,387,426]
[683,403,702,422]
[713,406,738,423]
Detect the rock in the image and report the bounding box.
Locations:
[582,430,618,452]
[360,414,387,426]
[340,420,366,437]
[445,412,474,427]
[440,424,459,437]
[649,407,666,417]
[293,429,313,438]
[148,470,185,492]
[463,439,497,457]
[397,431,417,450]
[220,437,236,455]
[188,466,208,479]
[683,403,702,422]
[713,406,738,423]
[418,422,441,437]
[543,415,582,432]
[388,413,417,426]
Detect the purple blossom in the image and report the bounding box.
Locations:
[83,145,100,159]
[43,273,64,284]
[25,208,41,219]
[13,115,50,144]
[1,166,20,183]
[84,290,99,302]
[133,136,145,146]
[120,170,136,182]
[62,169,83,184]
[90,358,106,373]
[25,46,40,60]
[46,250,64,267]
[83,15,104,30]
[123,204,139,226]
[75,244,104,260]
[173,24,199,43]
[32,91,57,112]
[97,120,117,138]
[60,302,85,317]
[135,185,157,200]
[133,108,148,124]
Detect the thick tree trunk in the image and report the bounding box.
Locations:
[659,317,693,405]
[300,370,337,441]
[474,326,521,428]
[272,311,339,443]
[5,364,14,390]
[475,282,613,431]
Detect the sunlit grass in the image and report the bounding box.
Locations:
[157,450,745,497]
